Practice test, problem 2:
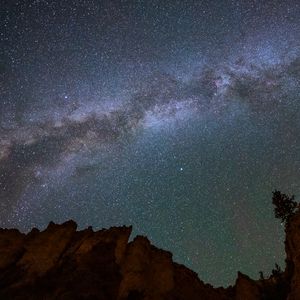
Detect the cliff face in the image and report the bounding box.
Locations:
[285,212,300,300]
[0,212,299,300]
[0,220,230,300]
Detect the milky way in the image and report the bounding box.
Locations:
[1,0,300,286]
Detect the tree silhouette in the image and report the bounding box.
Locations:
[272,190,298,225]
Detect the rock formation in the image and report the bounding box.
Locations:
[0,210,300,299]
[285,212,300,300]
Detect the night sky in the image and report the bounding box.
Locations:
[1,0,300,286]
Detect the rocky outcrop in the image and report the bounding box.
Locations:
[0,220,231,299]
[285,211,300,300]
[0,212,300,299]
[235,272,261,300]
[234,271,288,300]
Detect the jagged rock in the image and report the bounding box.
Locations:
[0,212,299,299]
[235,272,261,300]
[0,228,25,270]
[171,263,232,300]
[285,212,300,300]
[118,236,175,300]
[17,220,77,281]
[0,220,232,299]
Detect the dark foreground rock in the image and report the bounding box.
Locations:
[0,210,300,299]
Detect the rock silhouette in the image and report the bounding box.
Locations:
[1,211,300,299]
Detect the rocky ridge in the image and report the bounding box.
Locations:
[0,210,300,299]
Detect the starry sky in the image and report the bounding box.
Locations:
[1,0,300,287]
